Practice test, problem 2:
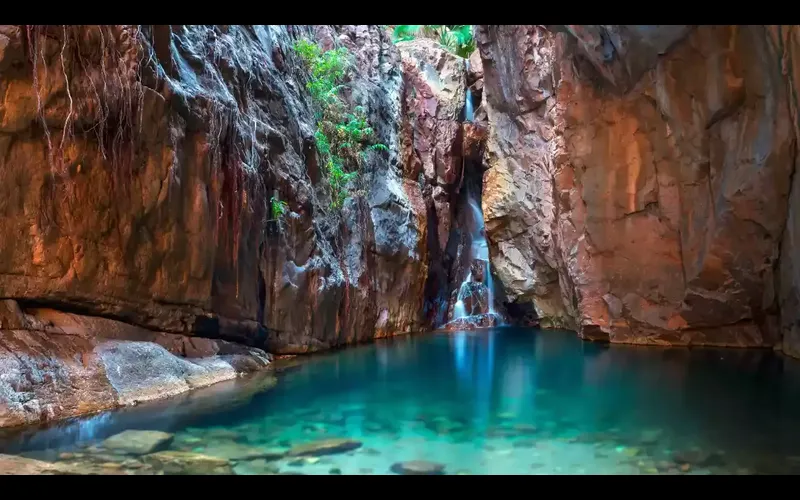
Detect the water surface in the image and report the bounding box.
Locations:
[3,327,800,474]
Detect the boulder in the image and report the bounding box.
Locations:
[102,430,175,455]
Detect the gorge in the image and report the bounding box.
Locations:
[1,24,800,475]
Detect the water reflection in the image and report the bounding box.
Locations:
[3,327,800,475]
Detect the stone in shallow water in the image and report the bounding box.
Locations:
[639,429,663,445]
[672,448,725,467]
[102,430,175,455]
[232,459,280,475]
[0,454,78,475]
[201,442,287,462]
[287,438,362,457]
[390,460,446,475]
[143,451,233,475]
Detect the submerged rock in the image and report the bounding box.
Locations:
[102,430,175,455]
[287,438,363,457]
[390,460,446,475]
[0,454,78,475]
[232,459,281,475]
[673,449,725,467]
[143,451,234,475]
[201,442,286,462]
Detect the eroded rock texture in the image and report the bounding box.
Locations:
[0,299,271,428]
[479,25,800,351]
[0,24,478,426]
[0,26,470,354]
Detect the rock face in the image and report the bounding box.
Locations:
[0,25,481,427]
[0,301,270,428]
[478,25,800,351]
[0,25,474,352]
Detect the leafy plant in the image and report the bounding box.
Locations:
[270,195,289,221]
[294,39,388,210]
[392,25,476,58]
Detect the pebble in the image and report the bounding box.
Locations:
[329,467,342,475]
[680,463,691,472]
[390,460,446,475]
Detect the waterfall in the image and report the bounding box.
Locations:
[465,195,496,315]
[453,300,467,320]
[464,60,474,122]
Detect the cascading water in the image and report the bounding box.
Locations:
[466,194,496,315]
[447,188,501,328]
[464,60,474,122]
[445,56,500,330]
[464,89,474,122]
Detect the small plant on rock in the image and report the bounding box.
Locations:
[293,39,387,211]
[392,25,476,58]
[270,195,289,221]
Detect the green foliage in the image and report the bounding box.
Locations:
[293,39,387,210]
[270,195,289,220]
[392,25,476,58]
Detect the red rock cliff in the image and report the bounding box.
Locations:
[0,25,471,426]
[478,25,800,355]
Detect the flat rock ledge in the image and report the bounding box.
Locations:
[0,301,272,429]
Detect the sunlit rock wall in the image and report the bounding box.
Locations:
[478,25,800,354]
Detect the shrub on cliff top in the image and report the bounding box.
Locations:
[392,25,476,58]
[293,39,387,211]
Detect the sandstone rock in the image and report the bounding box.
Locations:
[478,25,799,350]
[0,308,270,428]
[390,460,446,475]
[287,438,362,457]
[143,451,234,475]
[0,24,463,370]
[102,430,175,455]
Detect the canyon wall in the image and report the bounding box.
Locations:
[3,23,800,428]
[478,25,800,354]
[0,25,474,426]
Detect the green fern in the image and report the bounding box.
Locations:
[293,39,389,210]
[270,196,289,220]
